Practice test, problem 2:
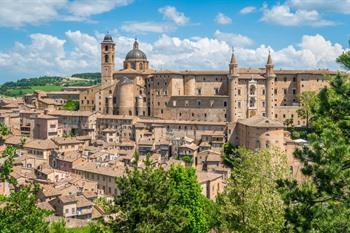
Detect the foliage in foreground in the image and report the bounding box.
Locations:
[217,148,289,233]
[278,73,350,232]
[0,146,51,233]
[101,154,214,233]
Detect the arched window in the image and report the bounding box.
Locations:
[250,85,256,95]
[105,54,109,63]
[105,45,108,51]
[249,97,256,108]
[139,63,143,70]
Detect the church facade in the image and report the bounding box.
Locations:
[80,34,334,127]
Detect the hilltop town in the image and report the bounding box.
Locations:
[0,34,339,228]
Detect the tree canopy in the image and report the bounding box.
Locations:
[0,146,51,233]
[278,73,350,232]
[105,154,214,233]
[217,148,289,233]
[63,100,80,111]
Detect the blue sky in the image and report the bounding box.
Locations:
[0,0,349,83]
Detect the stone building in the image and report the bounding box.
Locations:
[80,34,334,128]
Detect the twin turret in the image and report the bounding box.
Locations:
[227,49,275,122]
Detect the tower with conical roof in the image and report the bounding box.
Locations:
[228,49,239,122]
[265,51,276,119]
[101,33,116,85]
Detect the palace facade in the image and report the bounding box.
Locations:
[80,34,334,127]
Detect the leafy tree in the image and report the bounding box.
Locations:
[63,100,79,111]
[336,50,350,69]
[0,146,52,233]
[0,184,51,233]
[106,155,213,233]
[296,91,317,128]
[278,73,350,232]
[223,142,239,168]
[0,123,11,138]
[217,148,289,233]
[180,154,193,165]
[48,219,67,233]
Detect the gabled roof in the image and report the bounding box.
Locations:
[23,139,56,150]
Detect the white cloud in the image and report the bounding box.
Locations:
[214,30,254,47]
[288,0,350,14]
[215,13,232,25]
[240,6,256,14]
[0,32,344,79]
[0,0,133,27]
[121,22,175,33]
[158,6,189,25]
[261,4,335,26]
[67,0,132,18]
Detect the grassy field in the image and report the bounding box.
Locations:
[2,85,63,96]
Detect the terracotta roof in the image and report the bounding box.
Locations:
[237,115,284,128]
[37,201,55,211]
[206,151,222,162]
[76,195,93,208]
[197,171,222,183]
[23,139,56,150]
[179,143,198,151]
[199,141,211,147]
[52,137,83,145]
[97,114,134,120]
[5,135,28,145]
[48,110,95,117]
[73,162,125,177]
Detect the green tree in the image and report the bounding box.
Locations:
[0,146,52,233]
[296,91,317,128]
[336,50,350,69]
[180,154,193,165]
[106,155,213,233]
[217,148,289,233]
[223,142,239,168]
[0,184,51,233]
[0,123,11,139]
[48,219,67,233]
[63,100,79,111]
[278,74,350,232]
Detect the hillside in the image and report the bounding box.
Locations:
[0,73,101,97]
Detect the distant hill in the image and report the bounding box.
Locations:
[0,73,101,97]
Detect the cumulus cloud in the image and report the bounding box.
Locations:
[261,4,335,26]
[67,0,133,18]
[0,32,344,79]
[214,30,254,47]
[289,0,350,14]
[159,6,189,25]
[121,22,175,33]
[215,13,232,25]
[0,0,133,27]
[121,6,188,34]
[240,6,256,14]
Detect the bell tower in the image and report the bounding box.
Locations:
[101,33,115,85]
[265,51,276,119]
[228,49,239,122]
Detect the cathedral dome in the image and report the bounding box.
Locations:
[125,39,147,60]
[103,33,113,43]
